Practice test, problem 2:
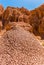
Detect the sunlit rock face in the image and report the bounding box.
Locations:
[0,4,44,37]
[0,5,4,14]
[0,5,4,20]
[28,4,44,35]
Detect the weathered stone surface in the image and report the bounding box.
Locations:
[0,5,4,15]
[0,5,4,20]
[0,27,44,65]
[15,22,33,32]
[0,4,44,38]
[29,4,44,35]
[4,22,33,32]
[2,6,21,28]
[1,4,44,36]
[18,15,24,22]
[39,17,44,34]
[18,7,30,15]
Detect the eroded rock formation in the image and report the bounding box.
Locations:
[0,4,44,38]
[0,5,4,20]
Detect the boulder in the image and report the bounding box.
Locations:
[0,26,44,65]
